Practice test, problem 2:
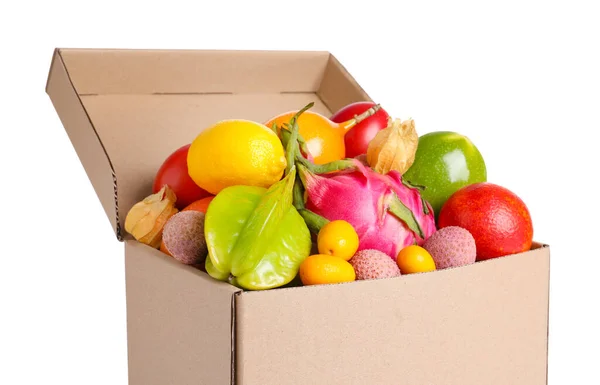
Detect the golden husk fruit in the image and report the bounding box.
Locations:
[124,185,178,248]
[366,118,418,175]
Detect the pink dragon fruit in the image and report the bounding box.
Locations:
[299,159,436,260]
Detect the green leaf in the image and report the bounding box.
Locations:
[387,192,425,239]
[421,197,430,215]
[402,178,426,191]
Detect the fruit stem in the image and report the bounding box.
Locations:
[299,209,330,235]
[284,124,299,177]
[284,103,314,176]
[293,173,305,210]
[296,155,357,175]
[280,129,311,159]
[339,103,382,134]
[270,122,278,135]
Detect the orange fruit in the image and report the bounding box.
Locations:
[182,196,214,214]
[265,111,346,165]
[396,245,436,274]
[299,254,356,286]
[317,220,359,261]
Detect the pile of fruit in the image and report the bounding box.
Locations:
[125,101,534,290]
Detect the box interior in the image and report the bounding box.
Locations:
[48,48,371,239]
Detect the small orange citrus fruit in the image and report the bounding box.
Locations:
[299,254,356,286]
[396,245,436,274]
[317,220,359,261]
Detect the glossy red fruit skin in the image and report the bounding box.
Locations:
[330,101,390,159]
[438,182,533,261]
[153,144,211,210]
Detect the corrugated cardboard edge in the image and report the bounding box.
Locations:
[125,240,242,385]
[45,48,122,240]
[545,243,551,385]
[232,292,238,385]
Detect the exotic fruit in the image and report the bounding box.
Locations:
[265,104,381,165]
[204,167,312,290]
[367,117,419,175]
[299,159,436,260]
[330,101,391,159]
[124,185,178,248]
[403,131,487,219]
[161,211,208,265]
[438,182,533,260]
[349,249,401,280]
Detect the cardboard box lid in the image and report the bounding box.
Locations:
[45,48,371,240]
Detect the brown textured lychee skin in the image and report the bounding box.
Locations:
[423,226,476,269]
[162,211,207,265]
[349,249,401,280]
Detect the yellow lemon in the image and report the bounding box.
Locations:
[187,119,287,195]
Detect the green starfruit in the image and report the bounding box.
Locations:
[204,167,311,290]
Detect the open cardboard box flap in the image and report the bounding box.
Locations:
[46,48,550,385]
[46,48,370,240]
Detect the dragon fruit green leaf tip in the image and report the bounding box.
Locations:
[299,159,436,260]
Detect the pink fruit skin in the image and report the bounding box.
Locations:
[302,160,436,260]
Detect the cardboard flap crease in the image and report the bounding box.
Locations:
[45,48,371,240]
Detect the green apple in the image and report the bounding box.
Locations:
[403,131,487,219]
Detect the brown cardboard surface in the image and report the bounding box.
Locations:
[46,50,119,236]
[81,93,331,240]
[318,54,371,113]
[59,49,331,95]
[125,240,240,385]
[46,48,371,240]
[235,245,550,385]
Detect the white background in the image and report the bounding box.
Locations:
[1,0,598,384]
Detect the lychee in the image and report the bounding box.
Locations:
[349,249,401,280]
[162,211,208,265]
[423,226,476,269]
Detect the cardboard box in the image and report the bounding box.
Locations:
[46,48,550,385]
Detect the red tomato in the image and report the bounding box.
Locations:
[153,144,211,210]
[330,101,390,159]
